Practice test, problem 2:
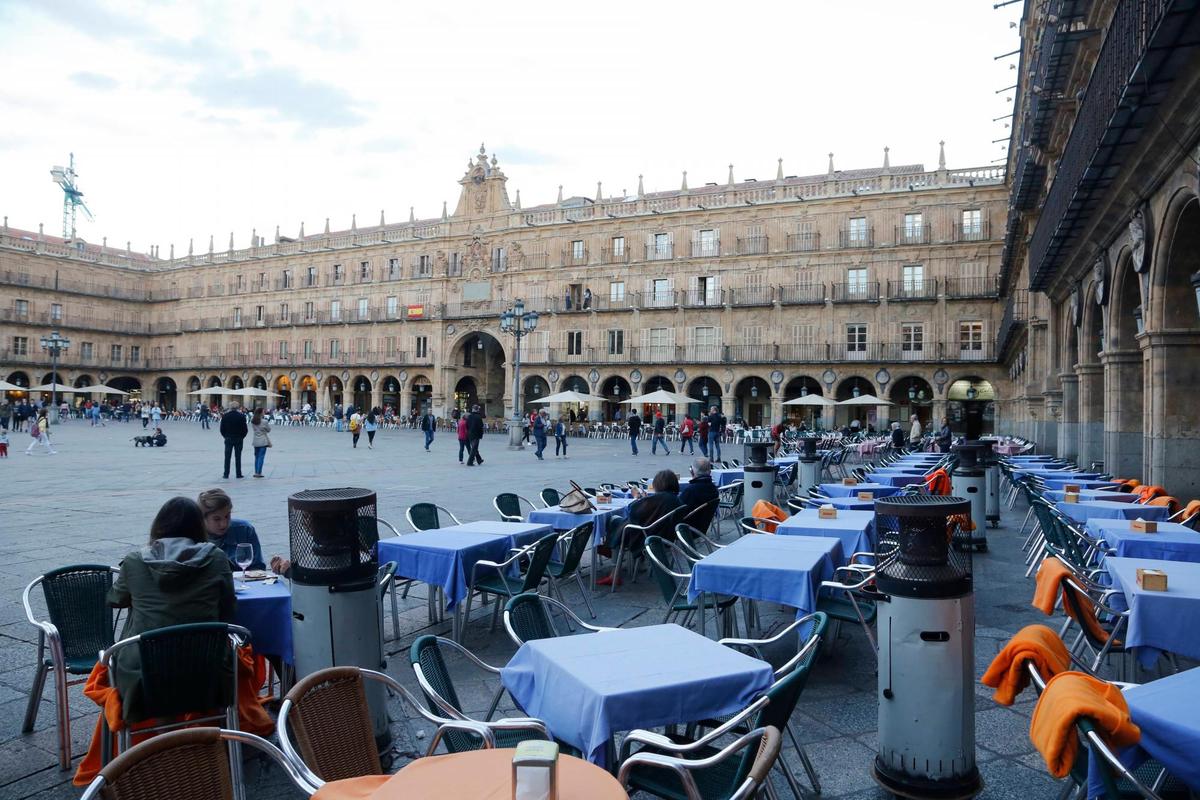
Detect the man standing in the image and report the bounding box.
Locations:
[651,411,670,455]
[220,402,248,479]
[334,403,344,432]
[707,406,725,462]
[627,410,641,455]
[937,417,953,453]
[908,414,923,448]
[465,405,485,466]
[0,398,9,433]
[421,408,436,451]
[532,410,547,460]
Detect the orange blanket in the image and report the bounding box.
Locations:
[749,500,788,533]
[1029,671,1140,778]
[1031,558,1114,646]
[73,648,274,786]
[925,469,951,496]
[981,624,1070,705]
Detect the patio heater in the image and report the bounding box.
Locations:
[288,488,389,747]
[872,495,980,800]
[797,436,821,491]
[951,443,988,550]
[742,442,777,515]
[977,440,1001,528]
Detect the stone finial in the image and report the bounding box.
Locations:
[38,222,44,239]
[351,213,357,230]
[169,243,175,260]
[324,217,330,234]
[379,209,385,226]
[251,227,257,247]
[491,154,497,168]
[127,241,132,256]
[274,225,280,243]
[596,180,602,201]
[557,185,564,204]
[207,235,213,255]
[938,140,946,169]
[2,215,6,230]
[441,201,448,221]
[228,232,234,251]
[188,238,194,256]
[883,146,890,170]
[727,164,734,186]
[681,171,688,192]
[102,236,107,249]
[299,222,305,239]
[637,174,644,196]
[827,153,835,175]
[409,206,415,223]
[479,142,486,156]
[777,158,784,181]
[515,189,521,209]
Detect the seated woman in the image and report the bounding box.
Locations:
[151,427,167,447]
[198,488,266,570]
[598,469,683,586]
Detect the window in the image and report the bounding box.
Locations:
[359,261,370,281]
[279,302,289,319]
[254,341,265,358]
[847,267,868,296]
[110,344,122,361]
[279,340,289,358]
[695,276,716,305]
[571,240,584,260]
[233,307,242,327]
[236,274,246,291]
[647,327,673,361]
[566,331,583,356]
[608,329,624,355]
[848,216,868,245]
[80,341,93,359]
[696,228,719,256]
[491,247,506,272]
[50,303,62,321]
[256,305,265,323]
[902,265,924,294]
[334,264,344,282]
[961,209,983,236]
[388,257,401,279]
[387,296,398,317]
[304,301,314,320]
[329,339,340,358]
[693,325,720,359]
[902,212,924,242]
[12,336,28,355]
[652,232,672,259]
[385,336,396,358]
[740,326,763,345]
[306,266,317,286]
[611,236,625,257]
[227,343,238,360]
[609,281,625,303]
[959,321,985,359]
[449,253,461,276]
[14,299,28,316]
[303,340,314,359]
[846,324,868,359]
[652,278,672,307]
[330,300,341,321]
[357,298,369,320]
[415,336,429,359]
[282,270,292,289]
[356,337,368,357]
[901,323,924,359]
[417,255,432,277]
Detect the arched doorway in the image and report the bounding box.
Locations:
[156,377,177,411]
[351,376,371,412]
[601,375,631,421]
[274,376,292,410]
[835,376,875,429]
[947,377,996,439]
[523,375,550,414]
[380,375,400,411]
[450,332,506,420]
[641,375,676,421]
[687,376,722,421]
[1106,251,1144,479]
[325,376,344,410]
[187,376,201,409]
[74,374,94,406]
[734,376,771,427]
[888,376,935,429]
[455,377,479,414]
[782,376,824,428]
[204,376,222,408]
[298,375,318,409]
[111,376,143,404]
[5,371,29,403]
[409,376,432,414]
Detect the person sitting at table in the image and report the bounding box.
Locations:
[598,470,683,586]
[890,421,905,450]
[679,457,719,525]
[198,488,267,570]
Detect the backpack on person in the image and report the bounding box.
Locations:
[349,416,360,432]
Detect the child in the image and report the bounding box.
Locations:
[0,427,7,458]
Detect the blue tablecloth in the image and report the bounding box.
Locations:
[709,468,744,487]
[869,467,928,475]
[819,482,901,498]
[501,624,774,766]
[1089,520,1200,563]
[1056,500,1170,524]
[377,522,552,609]
[529,499,634,543]
[688,534,841,616]
[1106,558,1200,667]
[776,509,875,557]
[1043,478,1118,491]
[820,496,876,511]
[1087,667,1200,797]
[1044,489,1133,503]
[234,579,293,664]
[867,473,927,487]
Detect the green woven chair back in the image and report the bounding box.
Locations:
[540,488,561,507]
[495,493,523,521]
[409,636,475,753]
[408,503,442,531]
[135,623,236,723]
[644,535,687,606]
[505,594,557,643]
[518,534,561,593]
[41,564,115,671]
[555,522,595,578]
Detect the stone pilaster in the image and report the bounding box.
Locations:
[1056,373,1079,462]
[1144,330,1200,497]
[1102,349,1145,479]
[1075,363,1104,469]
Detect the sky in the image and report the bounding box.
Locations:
[0,0,1025,254]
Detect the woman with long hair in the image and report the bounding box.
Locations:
[250,407,272,477]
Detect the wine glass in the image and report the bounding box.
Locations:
[234,543,254,588]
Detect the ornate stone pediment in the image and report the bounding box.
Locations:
[453,144,513,219]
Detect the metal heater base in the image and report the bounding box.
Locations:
[873,757,982,800]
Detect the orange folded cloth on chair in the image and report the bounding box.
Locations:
[1029,671,1140,779]
[73,648,274,786]
[924,469,951,496]
[750,500,788,533]
[981,624,1071,705]
[1032,558,1115,646]
[311,775,394,800]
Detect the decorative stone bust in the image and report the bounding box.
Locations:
[1129,210,1148,273]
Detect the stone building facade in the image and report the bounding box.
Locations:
[2,146,1008,433]
[1000,0,1200,495]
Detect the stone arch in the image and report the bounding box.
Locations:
[835,375,876,429]
[155,376,177,410]
[687,376,722,419]
[888,375,935,428]
[4,371,30,402]
[947,376,996,439]
[1105,246,1145,479]
[325,375,345,409]
[454,376,479,414]
[379,375,400,411]
[110,376,143,403]
[781,374,825,427]
[734,375,772,427]
[351,375,371,412]
[448,330,507,418]
[522,374,550,412]
[409,375,432,414]
[561,374,589,393]
[600,375,631,421]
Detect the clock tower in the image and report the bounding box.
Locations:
[453,143,513,219]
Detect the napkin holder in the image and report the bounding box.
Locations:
[856,491,874,501]
[842,477,858,486]
[1130,519,1157,533]
[1136,568,1168,592]
[1063,483,1081,494]
[596,492,612,505]
[512,740,558,800]
[1063,492,1080,504]
[818,505,838,520]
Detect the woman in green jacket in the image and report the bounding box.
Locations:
[107,496,235,722]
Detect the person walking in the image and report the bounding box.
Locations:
[707,406,725,462]
[140,404,151,429]
[651,411,670,455]
[532,410,547,460]
[522,411,532,443]
[937,417,953,453]
[250,407,272,478]
[554,415,568,458]
[348,409,362,448]
[0,398,10,433]
[456,413,469,463]
[465,405,485,466]
[334,403,344,432]
[908,414,923,448]
[151,403,163,427]
[627,410,641,455]
[365,408,379,449]
[196,401,209,430]
[697,415,710,457]
[219,402,248,479]
[421,409,436,451]
[679,413,695,454]
[25,409,56,455]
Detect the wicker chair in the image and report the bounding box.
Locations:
[79,727,318,800]
[714,481,744,537]
[539,487,562,508]
[22,564,120,769]
[461,532,560,642]
[502,593,616,646]
[617,726,782,800]
[543,522,597,616]
[643,535,739,634]
[493,493,539,522]
[405,503,461,531]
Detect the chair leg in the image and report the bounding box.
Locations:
[788,722,822,794]
[461,590,477,643]
[774,752,808,799]
[573,573,596,618]
[389,582,400,641]
[53,670,72,770]
[22,659,48,733]
[490,594,502,632]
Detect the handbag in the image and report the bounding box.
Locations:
[559,480,596,514]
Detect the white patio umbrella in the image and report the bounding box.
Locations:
[29,382,75,393]
[238,387,283,399]
[782,394,835,406]
[836,394,892,406]
[185,386,237,396]
[620,389,691,406]
[530,390,607,405]
[89,384,131,395]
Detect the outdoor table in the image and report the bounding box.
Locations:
[708,468,744,487]
[777,508,875,557]
[1044,489,1134,503]
[819,495,876,511]
[818,482,901,498]
[234,577,293,664]
[1015,468,1104,479]
[311,748,628,799]
[501,623,773,767]
[530,498,635,590]
[1088,520,1200,563]
[1055,500,1170,525]
[770,454,800,466]
[992,444,1025,455]
[867,472,927,487]
[870,467,928,475]
[1085,667,1200,797]
[689,534,840,637]
[1042,478,1118,491]
[1105,558,1200,667]
[377,521,551,640]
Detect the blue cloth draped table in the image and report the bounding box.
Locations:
[1055,500,1170,524]
[1105,557,1200,667]
[500,623,774,767]
[1042,478,1119,490]
[528,498,634,541]
[819,495,876,511]
[1088,520,1200,563]
[818,482,901,498]
[234,579,293,664]
[1044,489,1133,503]
[776,509,875,558]
[867,473,927,487]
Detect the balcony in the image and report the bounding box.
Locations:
[726,344,774,362]
[996,290,1029,359]
[635,345,676,364]
[894,224,931,246]
[590,292,636,312]
[588,347,633,364]
[561,248,589,267]
[945,275,1000,299]
[639,290,676,310]
[949,342,995,362]
[952,221,990,243]
[601,247,629,265]
[727,286,773,307]
[785,232,821,252]
[680,290,721,309]
[830,282,880,303]
[324,274,346,287]
[273,278,294,291]
[736,235,769,255]
[777,344,827,362]
[833,343,884,361]
[886,278,938,302]
[645,243,674,261]
[882,342,938,363]
[778,284,826,305]
[690,239,721,258]
[443,301,505,320]
[838,227,874,249]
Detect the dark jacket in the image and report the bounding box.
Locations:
[707,412,726,436]
[937,424,953,451]
[678,474,719,520]
[466,411,484,439]
[891,427,905,448]
[653,417,665,435]
[219,409,248,440]
[421,413,436,432]
[608,491,684,549]
[533,415,546,436]
[208,519,266,571]
[107,538,235,721]
[627,414,642,435]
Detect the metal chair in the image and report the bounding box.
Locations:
[493,492,539,522]
[644,535,739,635]
[674,523,724,559]
[79,727,318,800]
[681,498,719,536]
[609,505,688,592]
[544,522,598,617]
[405,503,461,531]
[462,533,560,642]
[617,726,782,800]
[22,564,120,769]
[502,593,616,646]
[539,487,562,508]
[714,481,744,537]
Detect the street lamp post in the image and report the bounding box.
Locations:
[39,330,70,415]
[499,299,539,449]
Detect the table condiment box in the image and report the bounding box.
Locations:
[1063,484,1081,493]
[856,491,874,501]
[1136,568,1168,591]
[818,506,838,519]
[1063,492,1080,503]
[842,478,858,486]
[1131,519,1158,533]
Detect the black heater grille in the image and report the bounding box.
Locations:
[874,495,971,598]
[288,488,379,585]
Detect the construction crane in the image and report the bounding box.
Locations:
[49,153,93,240]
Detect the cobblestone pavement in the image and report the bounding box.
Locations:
[0,420,1080,798]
